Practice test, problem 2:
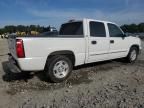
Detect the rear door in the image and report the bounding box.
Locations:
[87,20,110,63]
[107,23,129,59]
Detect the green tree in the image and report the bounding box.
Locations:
[138,23,144,32]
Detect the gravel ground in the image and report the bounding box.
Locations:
[0,38,144,108]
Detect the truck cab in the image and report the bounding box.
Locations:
[84,19,140,63]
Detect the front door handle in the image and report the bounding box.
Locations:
[110,40,114,44]
[91,41,97,44]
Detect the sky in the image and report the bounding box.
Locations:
[0,0,144,28]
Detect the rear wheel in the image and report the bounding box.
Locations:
[126,47,138,63]
[45,55,73,83]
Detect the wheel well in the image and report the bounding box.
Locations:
[46,50,75,66]
[130,45,140,53]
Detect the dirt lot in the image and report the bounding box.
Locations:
[0,38,144,108]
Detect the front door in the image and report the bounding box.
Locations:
[107,23,129,59]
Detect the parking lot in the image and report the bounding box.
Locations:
[0,38,144,108]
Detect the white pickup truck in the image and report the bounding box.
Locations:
[8,19,142,82]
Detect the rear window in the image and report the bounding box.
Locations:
[59,22,83,35]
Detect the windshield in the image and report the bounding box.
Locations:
[59,22,83,35]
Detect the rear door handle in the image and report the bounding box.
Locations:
[91,41,97,44]
[110,40,114,44]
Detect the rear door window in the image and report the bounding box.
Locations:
[89,21,106,37]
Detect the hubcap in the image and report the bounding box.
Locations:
[130,50,137,61]
[53,60,69,78]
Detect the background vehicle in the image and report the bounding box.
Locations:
[8,19,142,82]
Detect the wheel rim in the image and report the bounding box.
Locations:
[130,49,137,61]
[53,60,69,78]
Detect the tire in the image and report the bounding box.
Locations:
[45,55,73,83]
[126,47,138,63]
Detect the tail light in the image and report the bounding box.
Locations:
[16,39,25,58]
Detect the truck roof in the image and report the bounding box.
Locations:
[68,18,116,25]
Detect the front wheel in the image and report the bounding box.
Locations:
[126,47,138,63]
[45,55,73,83]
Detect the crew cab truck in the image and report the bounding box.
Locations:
[8,19,142,82]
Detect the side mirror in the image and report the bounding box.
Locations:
[120,34,126,39]
[123,34,126,37]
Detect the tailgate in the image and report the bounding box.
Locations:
[8,35,17,59]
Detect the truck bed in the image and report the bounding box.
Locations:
[8,34,86,71]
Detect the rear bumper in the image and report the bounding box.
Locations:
[8,55,21,73]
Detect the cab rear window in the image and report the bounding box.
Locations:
[59,22,83,35]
